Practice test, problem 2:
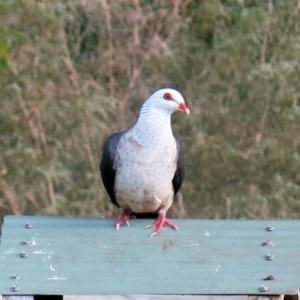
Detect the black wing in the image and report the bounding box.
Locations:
[172,138,185,195]
[100,131,125,207]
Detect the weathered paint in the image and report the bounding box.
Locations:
[0,216,300,295]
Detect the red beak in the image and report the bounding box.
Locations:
[179,103,190,115]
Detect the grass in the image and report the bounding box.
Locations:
[0,0,300,220]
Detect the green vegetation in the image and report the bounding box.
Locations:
[1,0,300,220]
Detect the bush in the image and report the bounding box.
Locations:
[1,0,300,220]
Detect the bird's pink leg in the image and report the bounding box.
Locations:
[146,212,178,237]
[116,210,130,231]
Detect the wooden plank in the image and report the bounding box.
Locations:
[65,296,249,300]
[1,297,62,300]
[2,297,33,300]
[64,296,282,300]
[1,216,300,295]
[0,296,285,300]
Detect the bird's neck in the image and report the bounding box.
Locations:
[132,105,174,145]
[138,103,172,125]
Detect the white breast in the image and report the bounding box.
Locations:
[114,113,177,213]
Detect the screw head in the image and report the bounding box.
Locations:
[11,285,20,292]
[265,253,274,260]
[20,251,28,258]
[260,284,269,292]
[10,274,20,280]
[266,224,274,231]
[25,222,33,229]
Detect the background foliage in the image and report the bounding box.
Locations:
[1,0,300,220]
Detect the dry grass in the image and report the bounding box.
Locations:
[1,0,300,220]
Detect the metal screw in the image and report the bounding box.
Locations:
[25,222,33,229]
[10,274,20,280]
[20,251,28,258]
[260,284,269,292]
[265,253,274,260]
[266,224,274,231]
[11,285,20,292]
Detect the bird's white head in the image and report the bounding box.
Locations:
[144,88,190,116]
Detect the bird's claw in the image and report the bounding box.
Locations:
[146,213,178,236]
[164,220,179,231]
[150,231,158,237]
[116,212,130,231]
[145,224,154,229]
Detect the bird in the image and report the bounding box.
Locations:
[100,88,189,236]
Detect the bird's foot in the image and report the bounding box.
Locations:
[146,213,178,237]
[116,211,130,231]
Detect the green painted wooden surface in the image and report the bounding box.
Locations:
[0,216,300,295]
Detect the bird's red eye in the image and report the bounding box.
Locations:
[163,93,173,100]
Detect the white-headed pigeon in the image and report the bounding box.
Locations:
[100,88,189,236]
